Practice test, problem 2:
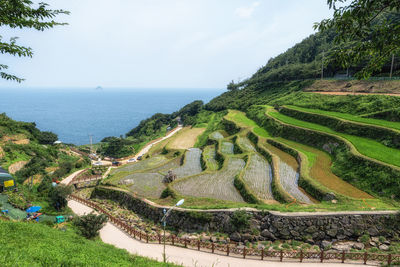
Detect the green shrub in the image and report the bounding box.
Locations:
[160,186,176,199]
[233,175,260,204]
[73,212,108,239]
[230,210,250,232]
[48,185,72,211]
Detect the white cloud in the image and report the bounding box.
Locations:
[235,2,260,19]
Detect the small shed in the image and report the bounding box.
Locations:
[0,167,16,192]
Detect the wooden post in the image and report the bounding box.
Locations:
[280,250,283,262]
[134,229,136,238]
[212,242,215,253]
[139,231,142,241]
[388,254,392,265]
[320,250,324,263]
[243,247,246,259]
[341,251,345,263]
[184,238,187,248]
[172,235,175,246]
[300,249,303,263]
[146,233,149,243]
[261,248,264,260]
[158,234,161,244]
[227,245,230,256]
[197,240,200,251]
[363,252,368,265]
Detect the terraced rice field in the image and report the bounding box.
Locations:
[119,173,165,198]
[111,156,168,174]
[146,157,181,175]
[210,131,224,140]
[242,154,273,200]
[173,148,203,178]
[167,127,206,149]
[238,137,256,152]
[275,138,373,199]
[263,142,313,204]
[279,161,313,204]
[286,105,400,131]
[268,109,400,167]
[225,110,270,138]
[203,146,218,171]
[173,157,246,202]
[221,141,234,154]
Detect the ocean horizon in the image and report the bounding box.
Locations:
[0,87,224,145]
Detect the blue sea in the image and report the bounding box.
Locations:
[0,88,223,145]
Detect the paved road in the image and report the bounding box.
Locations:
[60,169,86,185]
[68,200,366,267]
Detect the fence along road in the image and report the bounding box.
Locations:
[68,199,372,267]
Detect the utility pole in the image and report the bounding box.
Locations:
[89,134,93,154]
[321,51,325,80]
[390,54,395,79]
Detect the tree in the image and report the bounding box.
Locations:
[316,0,400,79]
[73,212,108,239]
[0,0,69,82]
[38,131,58,145]
[48,184,72,211]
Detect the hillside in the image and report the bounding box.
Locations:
[0,219,179,267]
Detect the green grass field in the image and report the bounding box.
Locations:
[286,105,400,131]
[268,110,400,167]
[225,110,271,138]
[0,220,179,267]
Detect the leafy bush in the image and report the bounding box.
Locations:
[160,186,176,199]
[230,210,250,232]
[73,212,108,239]
[48,185,72,211]
[38,131,58,145]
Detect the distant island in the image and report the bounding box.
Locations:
[95,86,103,91]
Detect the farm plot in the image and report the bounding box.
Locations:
[173,148,203,178]
[173,157,246,202]
[167,127,206,149]
[111,156,168,175]
[146,157,181,176]
[203,146,218,171]
[279,161,313,204]
[238,137,256,152]
[221,141,234,154]
[243,154,273,200]
[119,173,165,198]
[210,131,224,140]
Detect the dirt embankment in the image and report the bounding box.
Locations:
[0,146,4,159]
[8,161,29,174]
[305,80,400,95]
[1,134,30,145]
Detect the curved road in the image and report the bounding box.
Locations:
[68,200,364,267]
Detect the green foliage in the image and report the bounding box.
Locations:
[0,220,180,266]
[161,146,169,155]
[48,185,72,211]
[233,175,260,204]
[221,118,240,135]
[102,138,133,158]
[280,106,400,149]
[316,0,400,79]
[230,210,250,232]
[37,131,58,144]
[231,136,243,154]
[160,186,176,199]
[0,0,69,82]
[363,108,400,122]
[73,212,108,239]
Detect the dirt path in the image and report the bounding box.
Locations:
[60,169,86,185]
[68,200,365,267]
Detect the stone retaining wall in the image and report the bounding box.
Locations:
[91,187,400,244]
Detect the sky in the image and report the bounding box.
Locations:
[0,0,333,89]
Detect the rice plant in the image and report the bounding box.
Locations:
[210,131,224,140]
[120,172,165,198]
[221,141,234,154]
[279,161,312,204]
[173,148,203,178]
[111,156,168,174]
[238,137,256,152]
[242,154,274,200]
[203,145,219,171]
[173,157,246,202]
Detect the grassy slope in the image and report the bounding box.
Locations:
[268,109,400,167]
[225,110,376,200]
[286,105,400,131]
[0,220,178,267]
